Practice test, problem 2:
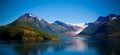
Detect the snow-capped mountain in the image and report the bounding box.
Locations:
[10,13,87,36]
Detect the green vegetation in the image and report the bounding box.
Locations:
[0,13,60,41]
[0,25,59,41]
[10,16,68,36]
[78,14,120,39]
[10,18,39,29]
[105,19,120,38]
[79,23,104,36]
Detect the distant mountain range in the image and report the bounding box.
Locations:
[0,13,62,41]
[2,13,120,40]
[54,21,87,36]
[10,13,86,36]
[0,13,87,41]
[78,14,120,39]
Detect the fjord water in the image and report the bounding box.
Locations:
[0,37,120,55]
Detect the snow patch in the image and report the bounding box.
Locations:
[68,23,88,34]
[48,22,53,24]
[111,17,117,20]
[68,23,88,28]
[29,14,33,17]
[38,18,42,21]
[28,14,36,17]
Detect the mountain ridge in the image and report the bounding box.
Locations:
[15,13,84,36]
[78,14,120,39]
[0,13,60,41]
[0,13,86,39]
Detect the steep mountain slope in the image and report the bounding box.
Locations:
[54,21,81,31]
[54,21,75,31]
[54,21,84,36]
[78,14,120,39]
[9,13,67,36]
[0,26,59,41]
[10,13,82,36]
[0,13,60,41]
[0,13,85,38]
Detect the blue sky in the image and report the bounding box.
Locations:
[0,0,120,26]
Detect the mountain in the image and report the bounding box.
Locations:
[0,13,60,41]
[9,13,64,35]
[0,13,83,38]
[11,13,83,36]
[0,13,86,41]
[54,21,80,31]
[53,21,87,36]
[78,14,120,39]
[65,23,87,36]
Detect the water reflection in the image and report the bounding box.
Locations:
[65,40,87,51]
[0,37,120,55]
[86,39,120,55]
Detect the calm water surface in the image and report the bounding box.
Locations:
[0,37,120,55]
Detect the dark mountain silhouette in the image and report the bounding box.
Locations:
[78,14,120,39]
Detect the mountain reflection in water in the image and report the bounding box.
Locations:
[0,37,120,55]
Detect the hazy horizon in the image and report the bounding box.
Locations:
[0,0,120,26]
